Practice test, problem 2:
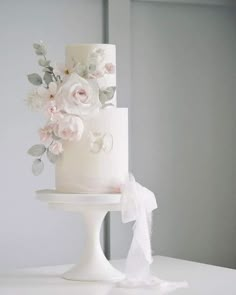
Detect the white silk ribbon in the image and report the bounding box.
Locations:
[118,174,188,291]
[121,174,157,278]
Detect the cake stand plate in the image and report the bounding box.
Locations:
[36,190,124,282]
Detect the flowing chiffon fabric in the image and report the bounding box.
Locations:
[118,174,188,291]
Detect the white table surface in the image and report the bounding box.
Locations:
[0,255,235,295]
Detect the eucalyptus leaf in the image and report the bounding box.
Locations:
[56,75,62,83]
[47,149,59,164]
[28,144,46,157]
[104,87,116,99]
[33,42,47,55]
[76,64,87,78]
[27,73,43,86]
[33,43,41,50]
[52,133,61,141]
[99,87,116,104]
[38,59,50,67]
[88,64,96,72]
[32,159,44,176]
[35,46,47,56]
[35,49,43,55]
[42,68,51,73]
[99,90,107,104]
[43,72,53,85]
[101,103,115,109]
[42,66,53,73]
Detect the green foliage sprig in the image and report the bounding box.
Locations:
[27,41,61,87]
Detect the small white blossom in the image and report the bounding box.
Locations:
[54,63,75,80]
[25,89,46,111]
[38,82,58,101]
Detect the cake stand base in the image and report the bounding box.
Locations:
[36,190,124,282]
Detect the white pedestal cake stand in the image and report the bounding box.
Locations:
[36,190,124,282]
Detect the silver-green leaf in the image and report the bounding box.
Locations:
[76,64,87,78]
[52,133,61,141]
[33,42,47,55]
[43,72,53,85]
[47,149,59,164]
[34,46,47,56]
[101,103,115,109]
[28,144,46,157]
[27,73,43,86]
[88,64,96,72]
[33,43,41,50]
[105,87,116,100]
[99,87,116,104]
[32,159,44,176]
[38,59,50,67]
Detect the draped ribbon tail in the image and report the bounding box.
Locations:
[118,173,188,290]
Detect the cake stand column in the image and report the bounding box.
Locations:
[63,206,124,281]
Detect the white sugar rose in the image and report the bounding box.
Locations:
[57,73,100,118]
[57,114,84,142]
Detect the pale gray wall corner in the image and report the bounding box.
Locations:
[106,0,236,270]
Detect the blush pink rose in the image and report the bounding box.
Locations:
[45,101,58,119]
[47,104,57,115]
[49,141,63,155]
[72,87,89,104]
[104,63,115,74]
[39,124,55,142]
[57,115,84,141]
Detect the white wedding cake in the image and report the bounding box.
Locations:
[56,44,128,193]
[26,43,128,194]
[27,42,172,288]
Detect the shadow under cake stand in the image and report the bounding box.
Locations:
[36,190,124,282]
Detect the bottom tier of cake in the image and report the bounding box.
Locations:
[55,108,128,193]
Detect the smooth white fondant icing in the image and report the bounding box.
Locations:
[55,108,128,193]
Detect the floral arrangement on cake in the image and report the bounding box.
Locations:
[26,42,116,175]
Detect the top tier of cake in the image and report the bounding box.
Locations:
[66,44,117,106]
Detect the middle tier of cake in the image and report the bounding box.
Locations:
[55,108,128,193]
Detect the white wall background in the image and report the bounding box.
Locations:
[130,1,236,269]
[0,0,104,271]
